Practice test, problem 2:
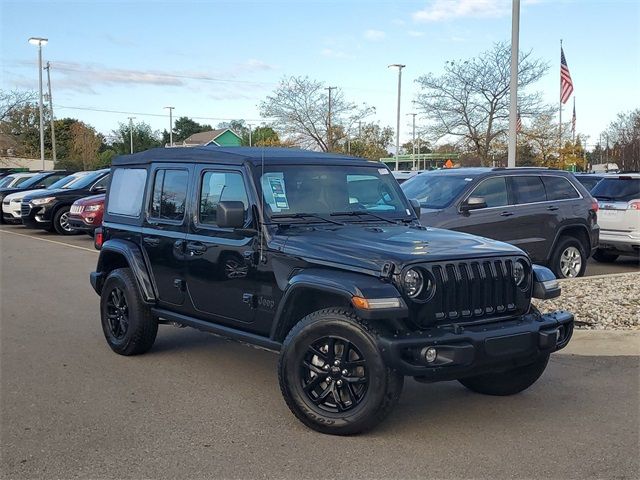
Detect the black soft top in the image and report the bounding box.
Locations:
[112,146,378,167]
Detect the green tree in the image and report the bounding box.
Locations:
[0,102,48,158]
[163,116,213,144]
[111,121,161,154]
[401,138,432,155]
[335,123,394,160]
[251,126,282,146]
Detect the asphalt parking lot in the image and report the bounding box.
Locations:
[1,224,639,479]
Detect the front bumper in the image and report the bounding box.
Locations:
[68,214,97,233]
[21,204,53,229]
[379,310,574,380]
[2,202,23,223]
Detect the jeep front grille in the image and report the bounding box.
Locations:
[410,257,531,326]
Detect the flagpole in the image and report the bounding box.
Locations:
[559,39,563,169]
[572,97,576,144]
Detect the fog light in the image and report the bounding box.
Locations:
[424,347,437,363]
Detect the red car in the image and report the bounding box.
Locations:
[68,194,105,235]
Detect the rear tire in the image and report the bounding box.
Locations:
[550,236,587,278]
[278,308,403,435]
[100,268,157,356]
[458,354,550,396]
[592,249,619,263]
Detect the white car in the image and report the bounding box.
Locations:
[1,172,90,223]
[591,173,640,262]
[392,170,428,184]
[0,172,37,189]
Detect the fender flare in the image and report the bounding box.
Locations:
[93,239,156,302]
[547,223,592,262]
[269,268,406,341]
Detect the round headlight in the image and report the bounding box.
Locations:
[513,259,527,287]
[402,268,424,298]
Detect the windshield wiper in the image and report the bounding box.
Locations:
[270,212,344,226]
[329,210,404,224]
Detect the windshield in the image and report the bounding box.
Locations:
[258,164,412,221]
[401,174,472,209]
[11,175,34,187]
[15,172,51,188]
[0,175,18,187]
[50,172,89,190]
[64,170,107,190]
[591,177,640,202]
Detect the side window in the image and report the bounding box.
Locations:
[470,177,508,208]
[199,171,249,226]
[42,174,65,187]
[150,169,188,221]
[542,176,580,200]
[91,174,110,191]
[511,176,546,204]
[107,168,147,217]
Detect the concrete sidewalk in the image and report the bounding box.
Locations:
[561,330,640,356]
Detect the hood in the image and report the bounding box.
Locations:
[74,194,105,206]
[4,189,47,202]
[279,224,524,273]
[25,188,67,200]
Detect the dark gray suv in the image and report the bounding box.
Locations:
[401,168,599,278]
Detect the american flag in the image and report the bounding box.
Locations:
[516,110,522,133]
[560,47,574,104]
[571,99,576,136]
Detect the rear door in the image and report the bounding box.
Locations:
[183,165,259,329]
[141,164,191,308]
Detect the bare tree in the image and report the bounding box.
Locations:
[604,109,640,172]
[259,76,375,152]
[0,89,37,122]
[414,42,550,165]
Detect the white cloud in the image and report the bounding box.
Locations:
[413,0,509,22]
[408,30,425,37]
[363,29,386,41]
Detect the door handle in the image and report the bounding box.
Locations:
[500,211,514,217]
[547,205,559,211]
[186,241,207,256]
[143,237,160,246]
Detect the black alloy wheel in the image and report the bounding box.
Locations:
[105,287,129,340]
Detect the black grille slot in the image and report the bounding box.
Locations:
[412,257,529,327]
[20,203,31,216]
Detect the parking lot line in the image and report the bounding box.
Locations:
[0,228,98,253]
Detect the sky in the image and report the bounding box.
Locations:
[1,0,639,149]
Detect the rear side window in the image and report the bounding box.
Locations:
[199,171,248,226]
[150,169,188,221]
[591,178,640,202]
[470,177,508,208]
[107,168,147,217]
[542,176,580,200]
[511,176,546,204]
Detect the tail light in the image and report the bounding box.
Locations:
[590,199,599,212]
[94,228,103,250]
[629,200,640,210]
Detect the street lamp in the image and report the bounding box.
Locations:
[388,64,405,171]
[128,117,136,154]
[407,113,417,170]
[28,37,48,169]
[164,106,174,147]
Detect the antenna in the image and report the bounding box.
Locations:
[259,145,266,263]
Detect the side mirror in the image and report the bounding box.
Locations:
[532,265,561,299]
[460,196,487,212]
[92,186,107,193]
[409,198,421,218]
[217,201,245,229]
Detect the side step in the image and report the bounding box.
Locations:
[152,308,282,353]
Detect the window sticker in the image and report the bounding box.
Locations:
[379,168,390,175]
[262,173,289,211]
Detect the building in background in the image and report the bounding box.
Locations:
[173,129,242,148]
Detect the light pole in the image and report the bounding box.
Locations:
[44,61,57,163]
[164,106,174,147]
[247,123,253,147]
[325,86,337,151]
[507,0,520,168]
[389,64,405,171]
[28,37,48,169]
[128,117,136,154]
[407,113,417,170]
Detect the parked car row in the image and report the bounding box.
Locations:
[1,169,109,235]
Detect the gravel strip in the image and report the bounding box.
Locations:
[533,272,640,330]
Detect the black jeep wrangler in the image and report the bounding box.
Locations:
[90,147,574,435]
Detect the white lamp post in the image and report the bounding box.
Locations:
[28,37,48,169]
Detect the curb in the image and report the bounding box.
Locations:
[564,271,640,281]
[558,330,640,356]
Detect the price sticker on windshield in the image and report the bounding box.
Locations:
[268,176,289,210]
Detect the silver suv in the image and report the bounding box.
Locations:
[591,173,640,262]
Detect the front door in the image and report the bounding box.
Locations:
[141,165,191,307]
[184,166,258,329]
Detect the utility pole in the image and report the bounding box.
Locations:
[164,106,174,147]
[408,113,417,170]
[128,117,136,154]
[388,64,405,171]
[247,123,253,147]
[44,62,57,163]
[325,86,337,151]
[28,37,48,169]
[507,0,520,168]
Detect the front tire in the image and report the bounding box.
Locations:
[53,206,78,235]
[458,354,550,396]
[100,268,157,356]
[550,236,587,278]
[278,308,403,435]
